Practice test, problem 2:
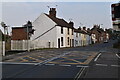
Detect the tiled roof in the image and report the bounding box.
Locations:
[45,13,74,29]
[12,27,24,29]
[91,27,104,33]
[74,29,87,34]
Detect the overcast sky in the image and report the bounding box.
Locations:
[0,1,119,33]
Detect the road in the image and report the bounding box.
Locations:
[1,40,120,80]
[84,52,119,78]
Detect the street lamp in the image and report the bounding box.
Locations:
[1,22,7,56]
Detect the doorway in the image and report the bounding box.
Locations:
[58,38,60,48]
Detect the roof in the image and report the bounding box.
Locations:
[74,28,88,34]
[111,2,120,6]
[91,27,105,34]
[45,13,74,29]
[12,27,25,29]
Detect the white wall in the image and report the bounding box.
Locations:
[86,35,91,45]
[65,28,73,47]
[91,34,96,43]
[56,26,74,48]
[74,32,83,47]
[56,26,66,48]
[31,13,57,48]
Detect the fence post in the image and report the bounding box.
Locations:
[2,41,5,56]
[28,40,30,51]
[22,40,24,50]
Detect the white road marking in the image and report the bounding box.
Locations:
[0,62,37,65]
[96,64,108,66]
[111,65,120,67]
[74,67,84,79]
[94,53,101,61]
[45,64,55,66]
[59,64,71,67]
[74,67,86,80]
[116,54,120,59]
[76,65,89,68]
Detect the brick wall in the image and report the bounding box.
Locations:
[12,28,27,40]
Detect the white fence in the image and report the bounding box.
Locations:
[11,40,55,51]
[11,40,31,51]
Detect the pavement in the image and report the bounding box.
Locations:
[1,40,120,79]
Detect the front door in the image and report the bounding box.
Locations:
[70,39,71,47]
[58,38,60,48]
[72,39,74,47]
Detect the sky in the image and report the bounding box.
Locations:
[0,0,119,34]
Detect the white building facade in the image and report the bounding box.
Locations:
[31,8,74,49]
[74,29,91,47]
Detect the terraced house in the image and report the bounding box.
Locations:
[91,25,109,43]
[31,8,74,48]
[11,8,92,50]
[74,27,91,47]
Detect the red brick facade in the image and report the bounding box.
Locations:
[12,27,27,40]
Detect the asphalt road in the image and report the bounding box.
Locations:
[1,40,120,80]
[83,52,120,78]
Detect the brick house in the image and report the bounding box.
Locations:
[91,25,103,43]
[12,21,34,40]
[11,21,35,50]
[91,25,109,43]
[12,27,27,40]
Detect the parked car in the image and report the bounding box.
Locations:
[104,40,108,43]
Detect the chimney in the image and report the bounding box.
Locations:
[93,25,97,28]
[83,27,86,30]
[87,28,90,31]
[49,8,56,17]
[78,27,81,30]
[69,21,74,28]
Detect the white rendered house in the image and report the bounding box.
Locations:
[31,8,74,49]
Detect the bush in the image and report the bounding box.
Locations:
[113,39,120,49]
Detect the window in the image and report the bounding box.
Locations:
[68,28,69,35]
[68,37,69,45]
[72,29,73,35]
[61,37,63,46]
[76,33,78,37]
[76,40,78,45]
[61,27,63,34]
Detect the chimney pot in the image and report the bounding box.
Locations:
[49,8,56,17]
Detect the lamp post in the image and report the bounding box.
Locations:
[26,23,30,52]
[1,22,7,56]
